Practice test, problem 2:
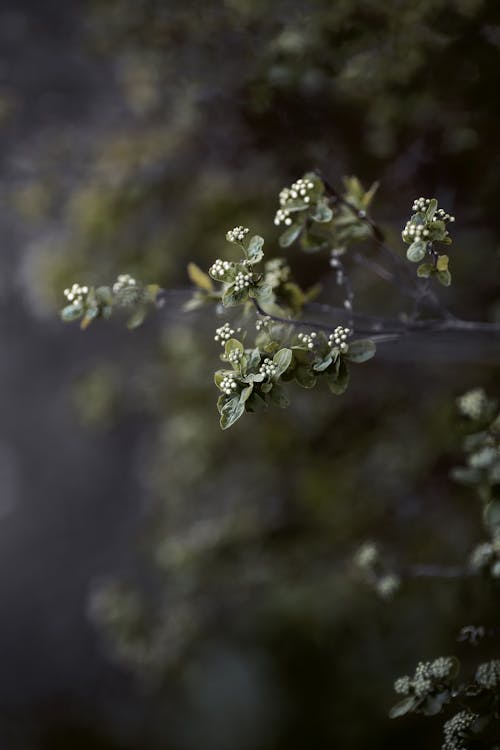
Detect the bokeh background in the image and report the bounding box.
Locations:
[0,0,499,747]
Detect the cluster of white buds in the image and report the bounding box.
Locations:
[475,660,500,689]
[442,711,478,750]
[435,208,455,222]
[233,271,253,291]
[274,208,293,227]
[210,259,232,279]
[64,283,89,306]
[328,326,350,353]
[469,542,494,571]
[376,573,400,599]
[412,197,455,222]
[354,542,378,570]
[402,219,430,242]
[227,349,243,365]
[394,676,412,695]
[297,331,317,350]
[412,197,432,211]
[396,658,456,699]
[255,315,271,331]
[457,388,488,421]
[226,226,249,243]
[259,358,277,378]
[112,274,137,294]
[219,374,238,395]
[274,177,315,226]
[214,322,235,344]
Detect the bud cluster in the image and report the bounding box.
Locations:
[64,283,89,306]
[226,226,250,243]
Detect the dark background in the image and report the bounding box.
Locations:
[0,1,499,748]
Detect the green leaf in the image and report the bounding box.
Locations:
[406,240,427,263]
[345,339,376,363]
[311,200,333,223]
[219,396,245,430]
[389,697,417,719]
[450,466,481,485]
[224,338,244,356]
[60,304,84,323]
[246,235,265,264]
[484,500,500,533]
[246,348,261,371]
[251,283,273,303]
[313,355,333,372]
[240,384,254,403]
[425,198,438,222]
[245,391,268,413]
[127,306,147,330]
[95,286,113,305]
[294,365,317,389]
[222,285,248,307]
[272,348,293,377]
[80,306,99,330]
[417,263,433,278]
[279,223,302,248]
[448,656,460,680]
[269,383,290,409]
[422,692,449,716]
[436,254,449,272]
[188,262,213,292]
[427,219,446,242]
[327,359,349,394]
[437,270,451,287]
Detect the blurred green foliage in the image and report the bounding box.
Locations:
[15,0,500,747]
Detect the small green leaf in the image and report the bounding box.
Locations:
[484,500,500,533]
[425,198,438,222]
[269,383,290,409]
[417,263,433,278]
[450,466,481,485]
[222,285,249,307]
[294,365,317,389]
[436,254,449,272]
[389,697,417,719]
[219,396,245,429]
[345,339,376,363]
[60,304,84,323]
[188,262,214,292]
[279,223,302,248]
[95,286,113,305]
[437,270,451,287]
[240,384,254,403]
[225,338,244,356]
[245,391,268,413]
[311,200,333,223]
[246,235,265,264]
[251,283,273,303]
[327,359,349,394]
[273,348,293,377]
[407,240,427,263]
[127,306,147,330]
[80,306,99,330]
[422,692,449,716]
[313,355,333,372]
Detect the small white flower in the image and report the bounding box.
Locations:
[226,226,250,243]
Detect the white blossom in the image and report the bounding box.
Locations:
[259,358,277,378]
[328,325,351,354]
[226,226,249,243]
[63,283,89,305]
[219,374,239,395]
